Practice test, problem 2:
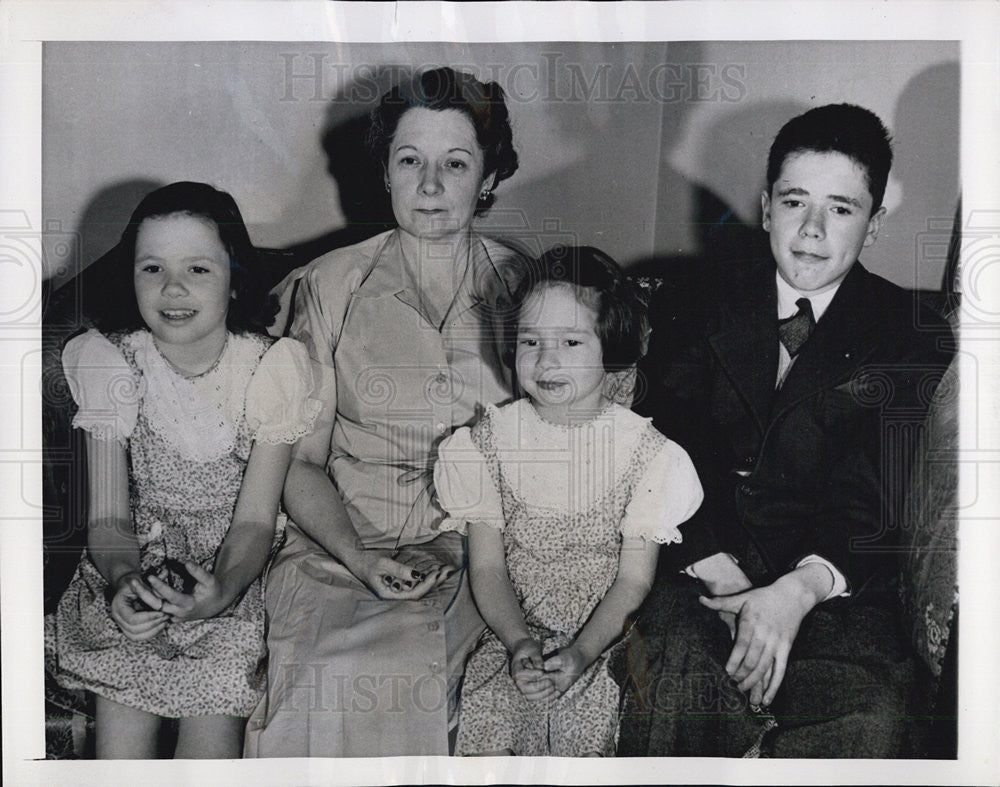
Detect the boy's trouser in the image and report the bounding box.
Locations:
[617,574,921,758]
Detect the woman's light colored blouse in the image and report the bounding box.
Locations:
[270,228,523,547]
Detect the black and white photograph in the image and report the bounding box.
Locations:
[2,2,998,785]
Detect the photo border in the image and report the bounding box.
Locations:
[3,2,998,784]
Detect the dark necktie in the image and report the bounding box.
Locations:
[778,297,815,358]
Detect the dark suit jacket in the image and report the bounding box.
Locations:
[638,259,953,597]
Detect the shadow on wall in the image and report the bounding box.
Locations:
[630,83,962,420]
[890,60,960,293]
[630,99,810,422]
[632,99,809,287]
[278,72,399,269]
[689,99,809,267]
[42,178,165,611]
[45,178,164,315]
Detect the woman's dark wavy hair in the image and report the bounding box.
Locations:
[366,66,519,215]
[503,245,648,373]
[766,103,893,214]
[89,181,275,335]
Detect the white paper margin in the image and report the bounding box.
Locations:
[2,1,998,785]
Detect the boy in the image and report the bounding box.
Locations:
[622,104,953,757]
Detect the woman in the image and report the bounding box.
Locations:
[243,67,522,757]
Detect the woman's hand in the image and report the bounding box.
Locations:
[393,546,459,585]
[510,638,555,702]
[147,561,232,622]
[109,572,169,641]
[353,551,451,600]
[543,644,587,696]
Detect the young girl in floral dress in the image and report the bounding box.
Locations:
[49,182,323,758]
[434,246,703,756]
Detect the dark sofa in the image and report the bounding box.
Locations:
[40,250,958,758]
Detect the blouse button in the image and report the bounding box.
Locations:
[436,422,447,434]
[427,622,440,632]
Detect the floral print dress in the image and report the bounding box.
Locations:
[49,329,322,717]
[434,400,703,755]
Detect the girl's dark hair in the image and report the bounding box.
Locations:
[504,245,648,373]
[366,66,518,216]
[90,181,275,335]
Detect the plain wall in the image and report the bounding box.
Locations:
[43,40,958,291]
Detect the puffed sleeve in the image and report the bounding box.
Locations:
[61,329,142,444]
[245,338,327,444]
[433,426,505,535]
[620,439,703,543]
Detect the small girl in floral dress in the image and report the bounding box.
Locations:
[49,182,323,758]
[434,246,703,756]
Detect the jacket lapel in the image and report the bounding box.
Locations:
[771,263,878,416]
[709,264,779,434]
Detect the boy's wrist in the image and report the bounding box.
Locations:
[777,564,831,612]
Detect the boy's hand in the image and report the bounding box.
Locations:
[699,565,829,706]
[510,638,555,702]
[542,644,587,696]
[109,572,168,641]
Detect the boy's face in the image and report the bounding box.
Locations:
[762,150,886,294]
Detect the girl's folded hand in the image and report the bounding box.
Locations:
[148,562,230,622]
[542,644,587,696]
[110,572,168,641]
[510,638,556,702]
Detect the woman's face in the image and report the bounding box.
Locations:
[386,107,494,241]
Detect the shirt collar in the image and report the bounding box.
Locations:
[775,270,841,322]
[370,229,513,326]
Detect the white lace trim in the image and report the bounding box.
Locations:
[70,414,130,446]
[253,395,323,444]
[436,515,506,536]
[131,331,240,462]
[436,516,466,534]
[523,397,617,431]
[618,525,683,544]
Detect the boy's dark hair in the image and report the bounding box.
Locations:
[766,103,893,214]
[90,181,275,335]
[366,66,519,215]
[504,245,648,373]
